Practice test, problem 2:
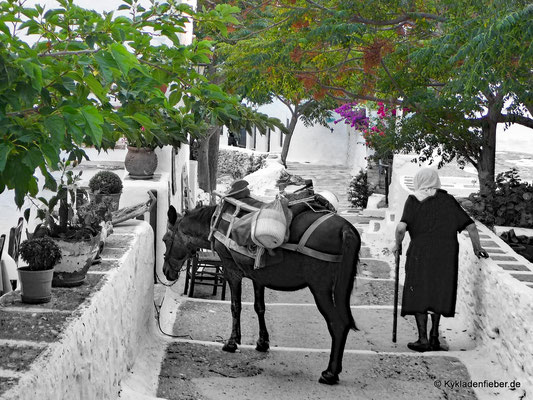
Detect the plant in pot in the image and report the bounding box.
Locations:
[88,170,123,212]
[18,237,62,304]
[120,109,189,180]
[31,160,112,287]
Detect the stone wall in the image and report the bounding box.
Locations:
[0,220,154,400]
[456,224,533,389]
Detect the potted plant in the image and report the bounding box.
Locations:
[18,237,62,304]
[88,170,123,212]
[120,112,188,180]
[124,145,159,180]
[32,160,112,287]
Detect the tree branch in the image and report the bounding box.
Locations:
[38,49,100,58]
[6,106,42,117]
[304,0,335,14]
[498,113,533,129]
[276,95,294,115]
[323,85,401,105]
[351,12,446,26]
[227,16,290,43]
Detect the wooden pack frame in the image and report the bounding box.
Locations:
[209,191,342,263]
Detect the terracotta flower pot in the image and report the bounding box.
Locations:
[51,233,101,287]
[124,146,158,179]
[18,267,54,304]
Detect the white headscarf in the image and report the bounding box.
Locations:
[413,168,441,201]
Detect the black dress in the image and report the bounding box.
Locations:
[400,189,473,317]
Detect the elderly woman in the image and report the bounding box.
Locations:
[392,168,488,352]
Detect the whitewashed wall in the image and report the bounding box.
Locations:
[222,99,368,170]
[2,221,154,400]
[456,226,533,391]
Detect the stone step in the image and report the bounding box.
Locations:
[172,300,416,353]
[185,273,399,306]
[157,342,477,400]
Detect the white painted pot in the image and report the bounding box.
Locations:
[51,233,101,287]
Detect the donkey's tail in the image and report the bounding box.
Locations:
[334,225,361,331]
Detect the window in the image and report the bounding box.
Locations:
[239,127,246,147]
[252,126,257,150]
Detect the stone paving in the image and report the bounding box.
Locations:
[153,163,488,400]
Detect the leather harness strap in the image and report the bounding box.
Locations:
[211,196,343,263]
[280,213,342,262]
[298,213,334,252]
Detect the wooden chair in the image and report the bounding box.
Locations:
[6,217,23,291]
[183,249,226,300]
[0,234,5,295]
[8,217,23,265]
[0,234,5,259]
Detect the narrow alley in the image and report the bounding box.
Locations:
[118,163,516,400]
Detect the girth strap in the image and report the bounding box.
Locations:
[297,213,334,252]
[280,213,342,262]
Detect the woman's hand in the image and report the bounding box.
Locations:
[466,223,489,259]
[473,246,489,259]
[391,243,402,257]
[394,222,407,257]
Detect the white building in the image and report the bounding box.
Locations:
[222,99,371,174]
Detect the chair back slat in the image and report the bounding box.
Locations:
[0,234,6,261]
[8,217,24,265]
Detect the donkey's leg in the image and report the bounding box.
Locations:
[222,274,242,353]
[310,285,351,385]
[252,281,270,352]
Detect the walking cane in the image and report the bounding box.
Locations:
[392,250,400,343]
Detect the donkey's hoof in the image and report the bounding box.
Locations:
[255,340,270,352]
[318,370,339,385]
[222,341,238,353]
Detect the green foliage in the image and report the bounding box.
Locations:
[0,0,282,206]
[347,170,373,209]
[88,171,123,194]
[19,237,62,271]
[30,159,110,239]
[76,201,113,233]
[217,149,267,179]
[213,1,335,137]
[215,0,533,194]
[463,169,533,228]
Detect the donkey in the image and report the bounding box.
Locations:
[162,204,360,384]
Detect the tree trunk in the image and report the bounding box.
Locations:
[197,125,221,203]
[280,109,299,167]
[197,135,210,192]
[208,126,221,204]
[476,97,501,197]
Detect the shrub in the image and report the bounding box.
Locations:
[218,149,267,179]
[463,168,533,228]
[76,201,113,232]
[348,170,374,208]
[19,237,62,271]
[89,171,123,194]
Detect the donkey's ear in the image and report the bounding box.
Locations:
[168,206,178,225]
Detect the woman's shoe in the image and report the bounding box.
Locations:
[429,336,446,351]
[407,340,431,352]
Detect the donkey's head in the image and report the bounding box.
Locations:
[162,206,198,281]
